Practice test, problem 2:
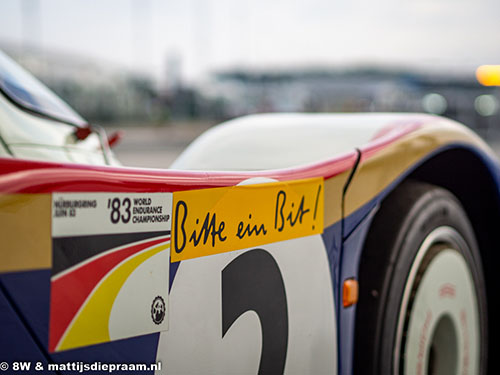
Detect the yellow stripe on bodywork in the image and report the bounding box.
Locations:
[57,242,170,351]
[324,170,352,228]
[0,194,51,272]
[344,120,495,216]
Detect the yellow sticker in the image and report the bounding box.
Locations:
[171,178,324,262]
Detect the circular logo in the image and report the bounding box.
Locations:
[151,296,166,325]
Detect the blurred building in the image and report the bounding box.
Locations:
[2,43,498,130]
[0,43,162,125]
[203,67,500,130]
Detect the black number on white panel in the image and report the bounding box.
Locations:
[221,249,288,375]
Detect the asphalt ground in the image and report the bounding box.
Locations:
[110,123,500,169]
[109,122,214,169]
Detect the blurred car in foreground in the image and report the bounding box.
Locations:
[0,50,497,374]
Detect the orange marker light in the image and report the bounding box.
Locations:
[343,278,359,308]
[476,65,500,86]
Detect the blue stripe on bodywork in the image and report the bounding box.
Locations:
[321,221,343,310]
[0,283,54,371]
[0,270,51,353]
[52,334,160,375]
[337,209,377,375]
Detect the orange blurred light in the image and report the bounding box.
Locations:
[343,278,359,308]
[476,65,500,86]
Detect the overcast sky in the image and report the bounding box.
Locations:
[1,0,499,82]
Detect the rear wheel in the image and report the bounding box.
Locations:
[354,181,488,374]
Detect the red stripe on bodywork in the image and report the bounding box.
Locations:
[0,119,429,195]
[0,151,358,194]
[370,119,424,142]
[49,236,169,352]
[362,119,426,159]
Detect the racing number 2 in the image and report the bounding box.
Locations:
[221,249,289,375]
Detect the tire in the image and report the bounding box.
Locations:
[354,180,488,375]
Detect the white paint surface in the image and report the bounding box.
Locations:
[156,235,337,375]
[109,249,170,341]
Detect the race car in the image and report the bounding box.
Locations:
[0,49,496,375]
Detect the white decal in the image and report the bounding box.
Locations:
[52,193,172,237]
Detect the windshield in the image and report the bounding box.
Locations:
[0,50,86,126]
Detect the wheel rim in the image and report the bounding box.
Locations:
[394,226,481,375]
